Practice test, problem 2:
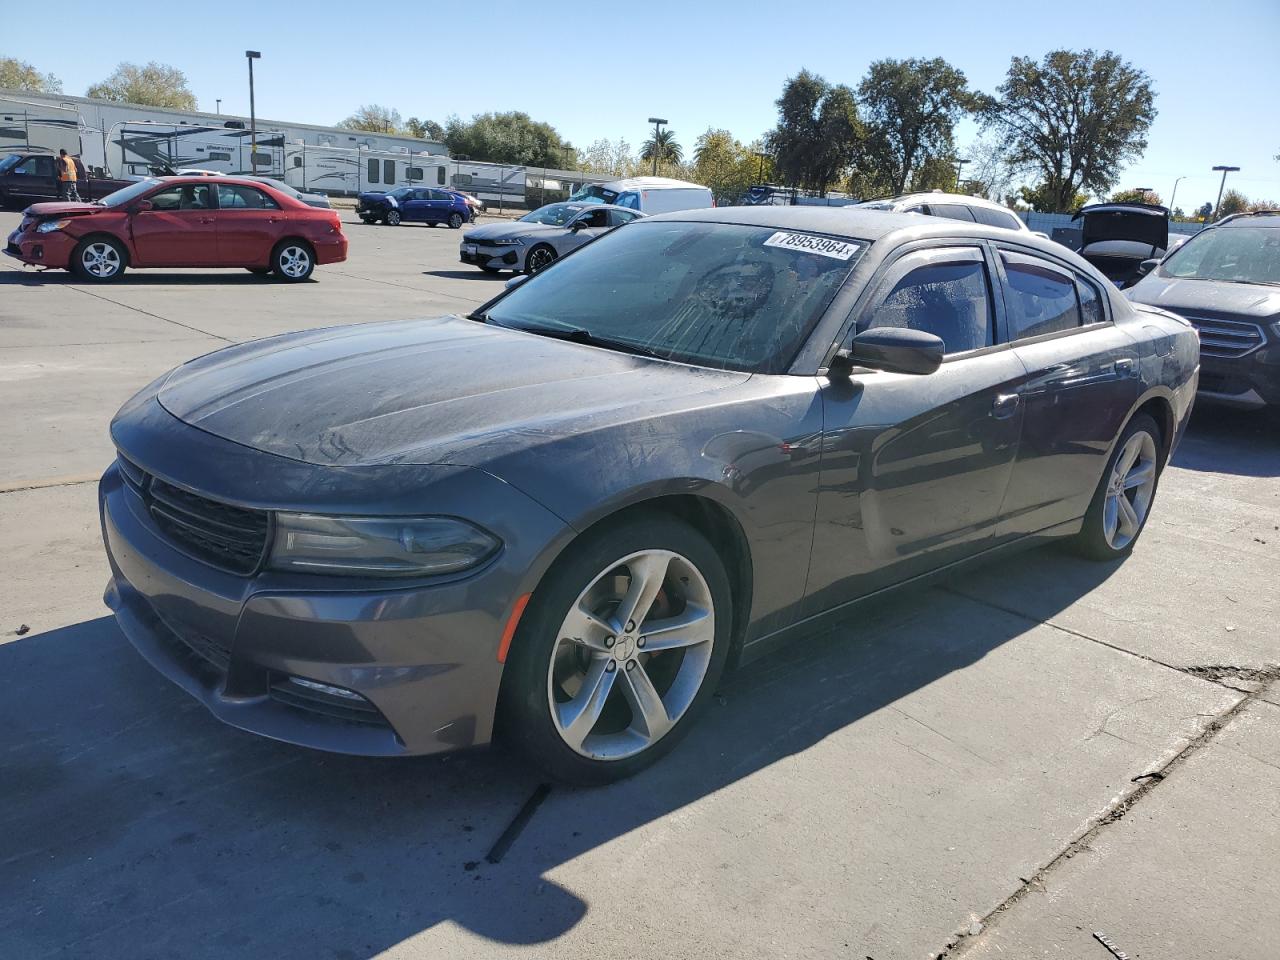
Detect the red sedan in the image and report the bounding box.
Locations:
[4,176,347,282]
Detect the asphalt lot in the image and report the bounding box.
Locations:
[1,209,1277,960]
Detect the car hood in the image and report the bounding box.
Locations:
[463,221,559,242]
[23,201,104,219]
[1127,275,1280,320]
[156,316,749,468]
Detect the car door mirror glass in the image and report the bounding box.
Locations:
[134,199,154,212]
[848,328,945,375]
[570,219,587,232]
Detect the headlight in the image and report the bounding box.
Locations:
[36,219,72,233]
[269,514,500,577]
[489,237,523,246]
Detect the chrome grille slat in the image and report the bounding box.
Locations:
[1184,315,1266,359]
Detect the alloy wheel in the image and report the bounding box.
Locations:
[277,245,311,279]
[526,247,555,274]
[81,242,121,278]
[547,549,716,761]
[1103,430,1157,550]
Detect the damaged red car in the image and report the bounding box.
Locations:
[4,176,347,282]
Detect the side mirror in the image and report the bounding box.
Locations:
[1136,258,1160,277]
[840,327,945,376]
[133,199,154,213]
[570,219,591,232]
[504,274,530,291]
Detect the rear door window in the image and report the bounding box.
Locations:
[927,203,977,223]
[861,246,994,355]
[216,184,279,209]
[971,206,1023,231]
[1000,251,1083,339]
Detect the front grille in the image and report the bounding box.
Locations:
[269,676,391,727]
[1184,315,1267,359]
[116,457,270,575]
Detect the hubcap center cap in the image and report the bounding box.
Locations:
[613,635,636,662]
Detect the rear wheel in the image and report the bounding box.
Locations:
[500,514,731,785]
[1074,413,1162,560]
[448,211,464,229]
[385,209,401,226]
[525,244,556,274]
[272,241,315,282]
[70,237,126,282]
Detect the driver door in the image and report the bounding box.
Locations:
[562,207,611,253]
[129,183,217,266]
[804,243,1026,615]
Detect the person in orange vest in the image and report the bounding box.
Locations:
[57,149,81,202]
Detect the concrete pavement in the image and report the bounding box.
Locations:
[1,209,1276,959]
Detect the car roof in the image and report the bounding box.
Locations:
[872,192,1019,213]
[1218,210,1280,227]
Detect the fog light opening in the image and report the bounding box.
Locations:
[285,675,364,701]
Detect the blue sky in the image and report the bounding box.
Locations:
[9,0,1279,210]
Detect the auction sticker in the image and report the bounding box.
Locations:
[763,231,862,260]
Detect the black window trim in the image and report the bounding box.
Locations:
[989,240,1114,348]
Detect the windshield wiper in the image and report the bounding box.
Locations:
[514,324,667,360]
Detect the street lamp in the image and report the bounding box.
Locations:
[215,98,222,115]
[1168,176,1187,212]
[754,151,769,183]
[1212,164,1240,220]
[1133,187,1153,203]
[647,117,667,176]
[953,157,969,191]
[245,51,261,172]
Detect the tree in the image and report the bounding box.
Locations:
[857,57,972,196]
[908,155,961,193]
[0,57,61,93]
[1019,181,1088,213]
[692,128,759,203]
[957,134,1017,201]
[579,138,636,177]
[640,128,683,170]
[338,104,403,134]
[979,49,1156,212]
[1249,198,1280,212]
[86,62,197,110]
[405,117,445,141]
[1216,189,1249,219]
[443,112,575,168]
[1109,188,1163,206]
[766,69,863,194]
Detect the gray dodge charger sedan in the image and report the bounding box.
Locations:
[101,206,1199,783]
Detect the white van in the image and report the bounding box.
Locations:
[569,176,712,214]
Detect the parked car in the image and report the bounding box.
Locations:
[4,176,347,282]
[1072,202,1178,287]
[856,192,1032,233]
[99,206,1196,784]
[454,190,485,220]
[356,186,469,227]
[240,176,332,209]
[1127,210,1280,409]
[570,176,713,214]
[460,201,642,273]
[0,149,133,208]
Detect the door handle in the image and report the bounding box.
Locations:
[199,217,215,224]
[991,393,1021,419]
[1114,358,1136,376]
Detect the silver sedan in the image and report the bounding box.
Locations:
[459,202,644,274]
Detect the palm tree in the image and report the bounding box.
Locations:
[640,129,683,168]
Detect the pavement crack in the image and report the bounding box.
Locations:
[63,285,234,343]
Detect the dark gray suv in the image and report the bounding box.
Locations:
[100,207,1198,783]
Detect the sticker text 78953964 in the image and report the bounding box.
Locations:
[763,231,863,261]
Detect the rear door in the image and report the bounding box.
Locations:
[129,183,217,266]
[994,246,1140,535]
[805,242,1026,613]
[214,183,284,265]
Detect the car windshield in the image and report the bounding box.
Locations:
[1158,225,1280,285]
[96,179,160,207]
[520,203,586,226]
[485,221,866,373]
[568,184,618,205]
[0,154,21,174]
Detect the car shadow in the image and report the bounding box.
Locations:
[0,270,311,287]
[0,545,1126,959]
[1171,403,1280,477]
[423,270,510,282]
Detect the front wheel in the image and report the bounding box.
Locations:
[272,241,315,282]
[359,215,375,224]
[385,209,401,226]
[500,514,732,785]
[1074,413,1162,560]
[448,212,464,229]
[524,244,556,274]
[70,237,127,282]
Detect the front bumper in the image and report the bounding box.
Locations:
[100,399,570,756]
[459,242,520,270]
[5,226,76,268]
[1196,342,1280,409]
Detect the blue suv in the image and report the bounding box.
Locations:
[357,186,471,228]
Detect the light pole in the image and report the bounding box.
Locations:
[647,117,667,176]
[215,98,222,115]
[245,51,261,172]
[754,151,769,183]
[1212,164,1240,220]
[953,157,969,191]
[1168,176,1186,213]
[1133,187,1153,203]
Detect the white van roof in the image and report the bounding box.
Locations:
[595,176,709,192]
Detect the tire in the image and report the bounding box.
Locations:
[525,244,557,275]
[1074,413,1163,560]
[499,513,733,785]
[448,212,464,230]
[69,236,127,282]
[359,215,374,224]
[271,241,315,282]
[385,209,401,226]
